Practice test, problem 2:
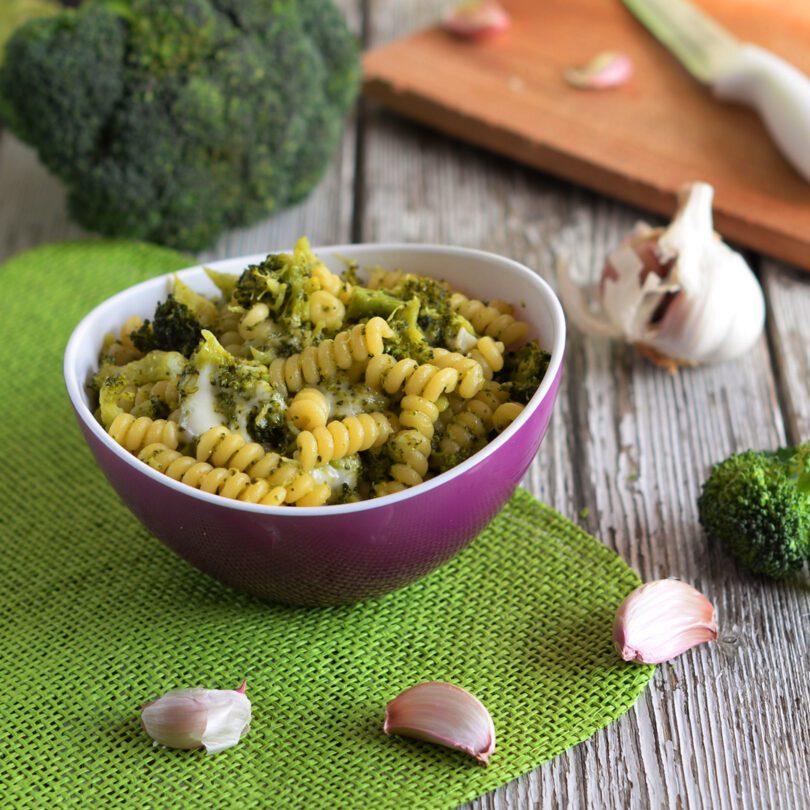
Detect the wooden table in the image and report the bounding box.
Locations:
[2,2,808,807]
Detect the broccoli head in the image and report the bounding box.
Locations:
[697,443,810,578]
[0,0,360,250]
[131,295,203,357]
[497,340,550,404]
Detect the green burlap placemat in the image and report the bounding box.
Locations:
[0,241,654,809]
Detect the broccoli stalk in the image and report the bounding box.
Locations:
[345,287,402,321]
[697,443,810,578]
[385,297,433,364]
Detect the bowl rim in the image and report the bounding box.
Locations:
[64,242,566,515]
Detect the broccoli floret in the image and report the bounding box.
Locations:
[130,295,203,357]
[249,393,289,450]
[498,341,550,404]
[180,330,294,444]
[385,297,433,365]
[0,0,360,250]
[0,0,59,68]
[233,238,319,353]
[697,443,810,578]
[395,276,459,348]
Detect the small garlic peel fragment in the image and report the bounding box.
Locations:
[441,0,510,40]
[384,681,495,764]
[565,51,634,90]
[613,579,718,665]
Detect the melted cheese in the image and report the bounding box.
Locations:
[179,364,222,437]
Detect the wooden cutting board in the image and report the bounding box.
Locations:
[363,0,810,270]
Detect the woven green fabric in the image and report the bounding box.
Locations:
[0,241,654,809]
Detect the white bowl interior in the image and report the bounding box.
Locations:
[65,244,565,513]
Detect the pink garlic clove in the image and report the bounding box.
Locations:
[441,1,510,40]
[565,51,634,90]
[384,681,496,764]
[141,681,251,754]
[613,579,718,665]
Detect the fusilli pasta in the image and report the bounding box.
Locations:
[95,239,548,506]
[296,412,393,469]
[450,292,529,347]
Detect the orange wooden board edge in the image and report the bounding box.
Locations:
[363,0,810,271]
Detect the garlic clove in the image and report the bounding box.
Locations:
[441,1,510,40]
[141,681,251,754]
[564,51,634,90]
[384,681,495,764]
[557,182,765,369]
[613,579,718,665]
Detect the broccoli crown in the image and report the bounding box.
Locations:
[497,340,550,404]
[697,443,810,578]
[0,0,360,250]
[131,294,203,357]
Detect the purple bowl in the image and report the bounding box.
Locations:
[64,244,565,605]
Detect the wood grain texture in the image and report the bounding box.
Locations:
[763,261,810,443]
[363,3,810,808]
[363,0,810,271]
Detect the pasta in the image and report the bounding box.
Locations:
[492,401,525,432]
[93,237,550,506]
[108,413,179,453]
[268,317,394,394]
[432,383,509,471]
[286,388,330,431]
[468,337,505,380]
[449,292,529,347]
[295,412,393,469]
[430,349,485,398]
[139,443,288,506]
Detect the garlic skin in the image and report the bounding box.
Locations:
[613,580,718,665]
[565,52,634,90]
[141,682,251,755]
[441,1,510,40]
[557,182,765,370]
[384,681,496,765]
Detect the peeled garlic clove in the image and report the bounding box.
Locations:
[614,579,718,665]
[141,681,251,754]
[384,682,496,764]
[565,51,634,90]
[557,182,765,369]
[441,1,510,39]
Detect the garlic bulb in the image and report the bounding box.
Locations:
[557,182,765,370]
[141,681,251,754]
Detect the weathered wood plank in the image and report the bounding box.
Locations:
[362,3,810,808]
[763,261,810,444]
[0,134,86,263]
